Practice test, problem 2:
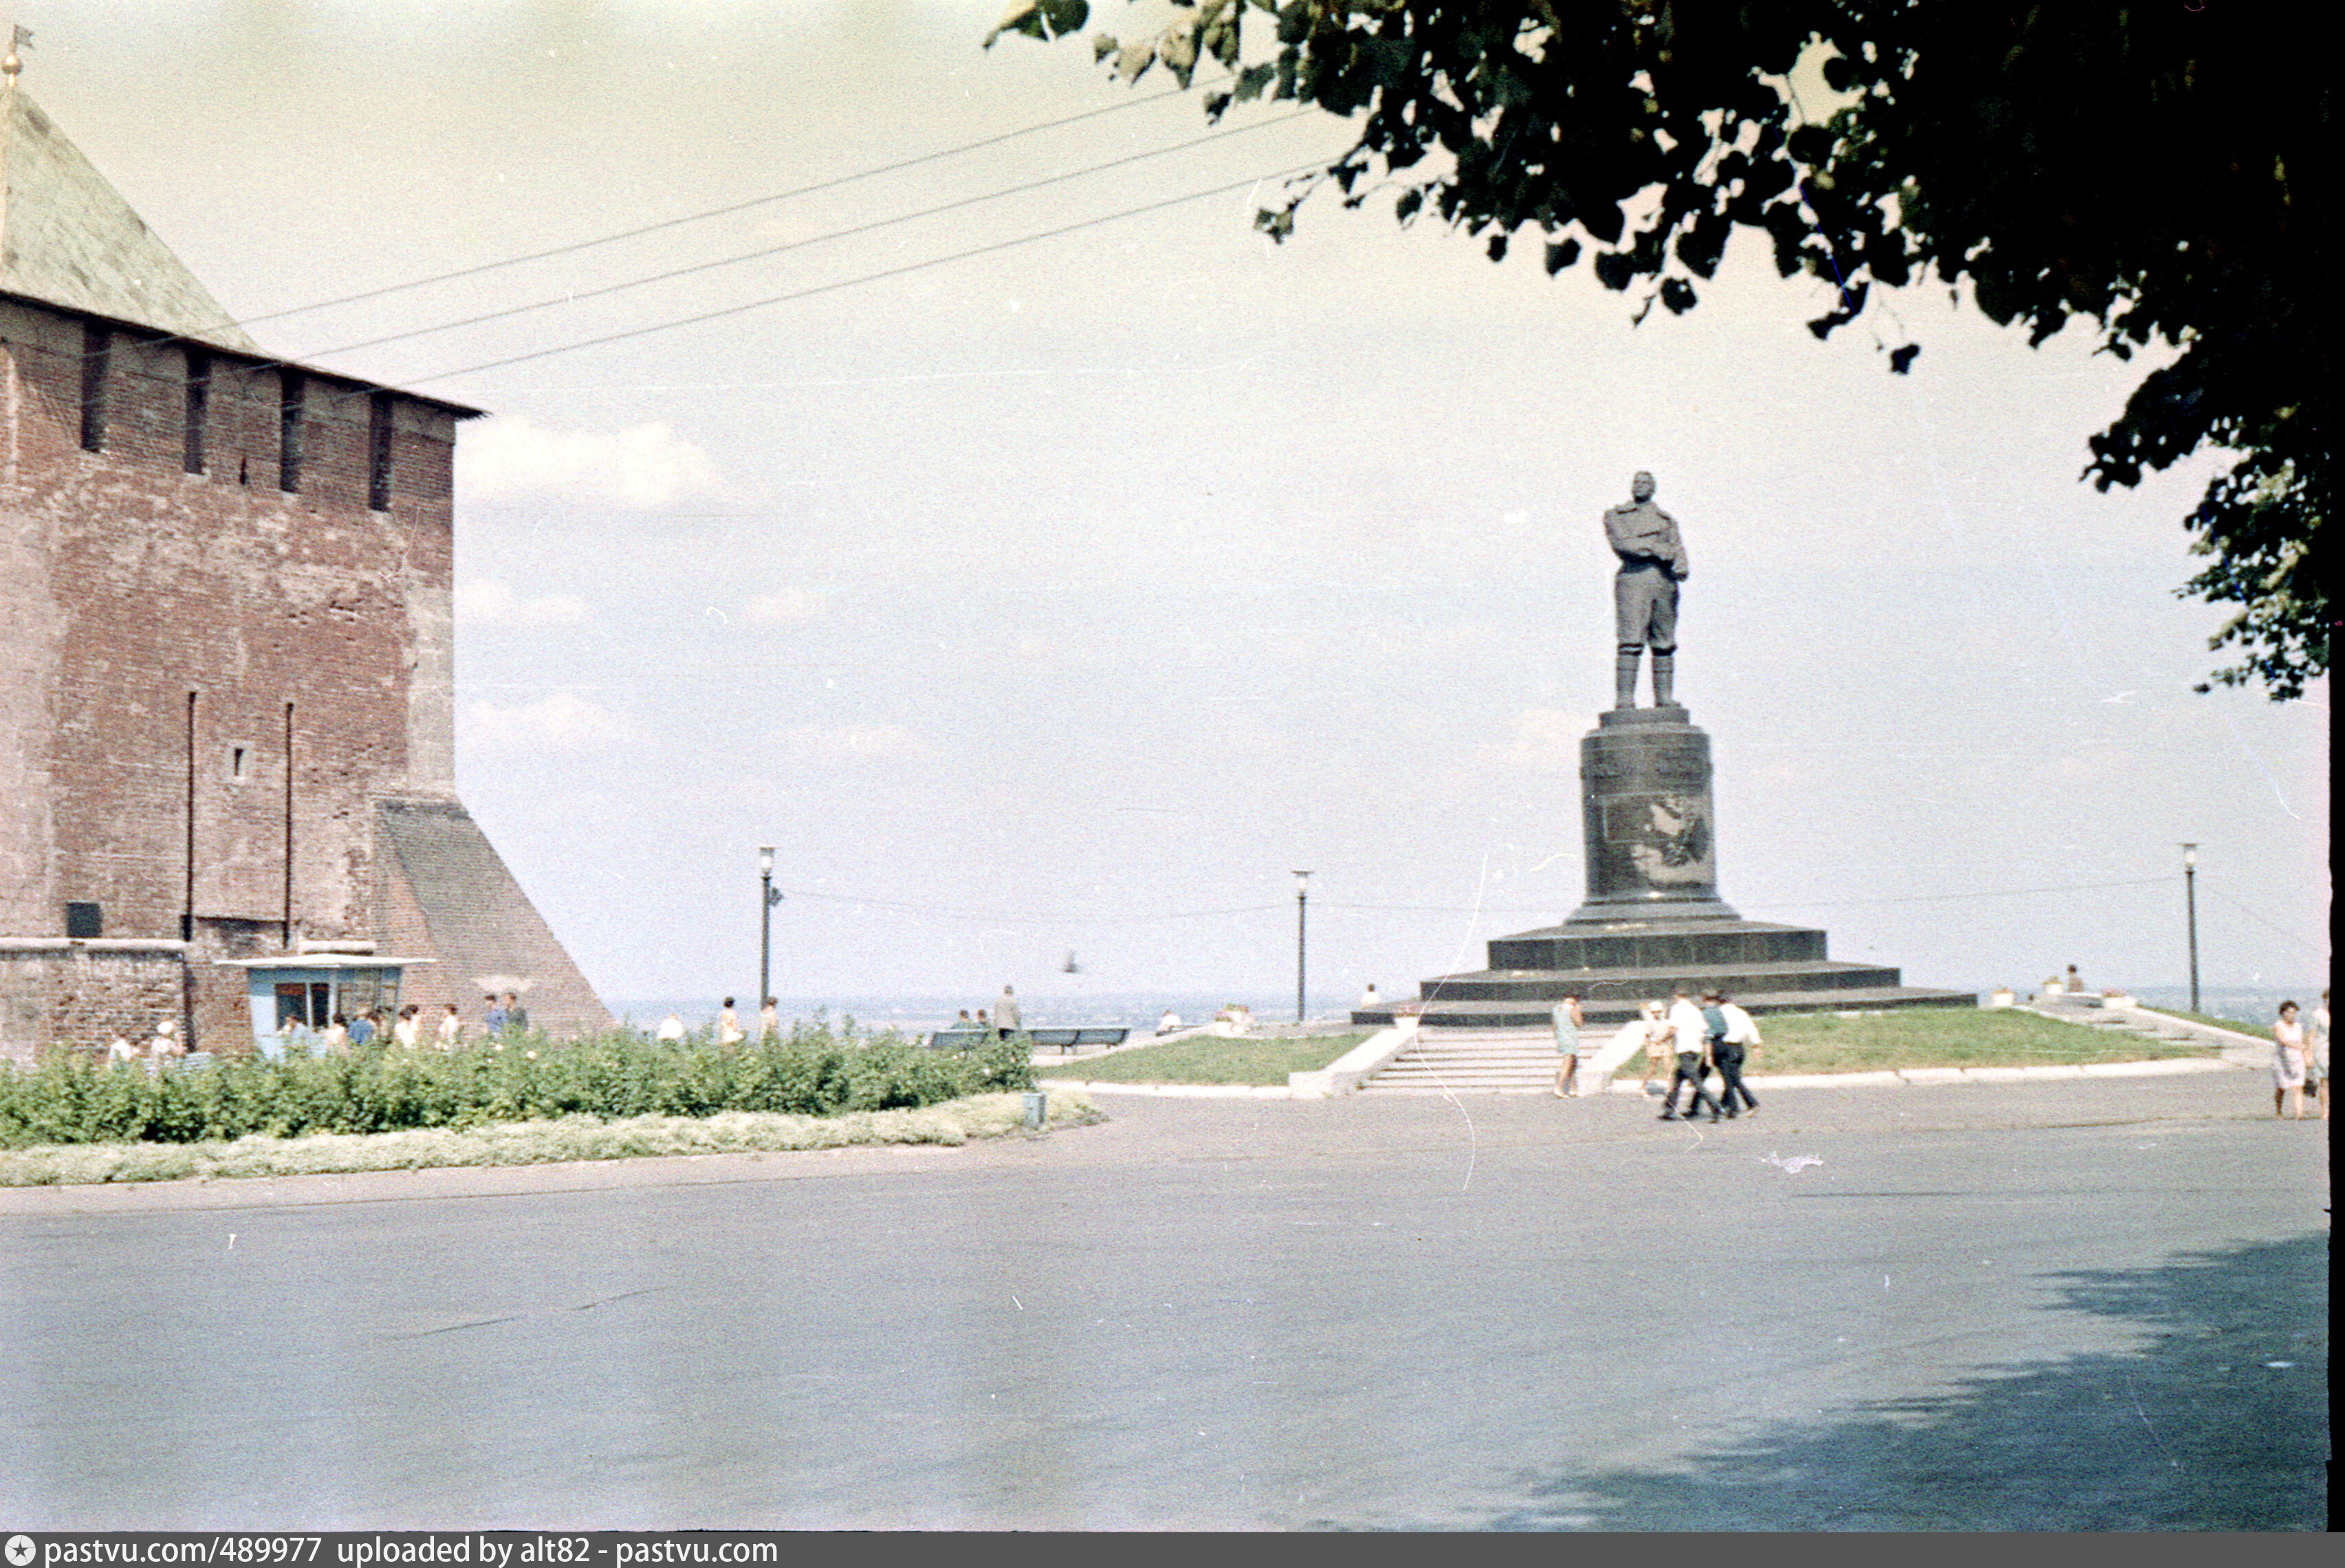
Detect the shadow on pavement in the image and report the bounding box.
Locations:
[1481,1231,2331,1531]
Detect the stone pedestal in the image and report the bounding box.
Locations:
[1355,703,1976,1029]
[1568,706,1739,925]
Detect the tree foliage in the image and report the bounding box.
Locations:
[990,1,2328,698]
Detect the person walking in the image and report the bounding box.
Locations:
[483,994,508,1036]
[435,1003,463,1050]
[393,1005,422,1049]
[503,992,530,1034]
[1611,1001,1670,1094]
[2271,1001,2309,1120]
[2306,990,2329,1120]
[1660,989,1721,1122]
[1550,993,1586,1097]
[759,997,780,1041]
[996,985,1022,1041]
[146,1018,186,1076]
[1712,992,1763,1119]
[717,998,746,1047]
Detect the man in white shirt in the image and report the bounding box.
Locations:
[1661,989,1721,1122]
[1712,991,1763,1118]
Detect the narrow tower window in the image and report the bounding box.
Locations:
[278,370,304,492]
[79,324,110,452]
[184,349,211,474]
[368,391,394,511]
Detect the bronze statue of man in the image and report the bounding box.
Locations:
[1604,470,1690,708]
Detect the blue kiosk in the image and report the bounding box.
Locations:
[215,950,435,1056]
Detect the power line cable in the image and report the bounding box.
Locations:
[778,888,1280,925]
[1320,877,2175,915]
[767,872,2199,928]
[294,110,1313,362]
[69,72,1255,386]
[173,79,1234,348]
[2196,880,2331,957]
[378,160,1325,392]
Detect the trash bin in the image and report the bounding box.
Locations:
[1022,1091,1047,1130]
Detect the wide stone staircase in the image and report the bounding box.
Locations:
[1360,1027,1613,1095]
[2016,992,2268,1065]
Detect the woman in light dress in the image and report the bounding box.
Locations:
[1550,994,1586,1098]
[2271,1001,2308,1120]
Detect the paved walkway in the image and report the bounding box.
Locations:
[2,1074,2324,1529]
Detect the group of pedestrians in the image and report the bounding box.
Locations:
[953,986,1024,1040]
[1549,987,1763,1121]
[105,1018,188,1073]
[2271,992,2329,1120]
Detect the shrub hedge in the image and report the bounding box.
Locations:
[0,1020,1035,1148]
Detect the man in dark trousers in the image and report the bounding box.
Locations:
[995,985,1022,1041]
[1660,988,1721,1122]
[1707,991,1760,1119]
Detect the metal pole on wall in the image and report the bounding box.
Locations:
[2181,843,2199,1015]
[1294,870,1311,1024]
[758,846,778,1016]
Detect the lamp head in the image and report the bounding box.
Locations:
[758,845,775,875]
[1293,869,1312,895]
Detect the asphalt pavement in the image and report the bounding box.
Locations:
[0,1071,2327,1530]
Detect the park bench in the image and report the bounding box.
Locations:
[921,1026,1130,1054]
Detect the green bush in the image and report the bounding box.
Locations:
[0,1019,1035,1149]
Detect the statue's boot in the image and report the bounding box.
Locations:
[1615,648,1642,708]
[1652,652,1676,707]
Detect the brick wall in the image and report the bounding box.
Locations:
[0,296,467,1054]
[4,305,457,936]
[0,939,188,1064]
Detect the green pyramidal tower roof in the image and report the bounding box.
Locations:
[0,80,263,354]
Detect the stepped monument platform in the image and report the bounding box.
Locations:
[1351,704,1972,1030]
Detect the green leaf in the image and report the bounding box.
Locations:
[1543,237,1580,274]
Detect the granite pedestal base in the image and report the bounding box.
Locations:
[1355,704,1975,1028]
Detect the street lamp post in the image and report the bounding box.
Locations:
[758,846,781,1016]
[1293,870,1311,1024]
[2181,843,2199,1015]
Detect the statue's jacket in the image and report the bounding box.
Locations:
[1604,501,1690,580]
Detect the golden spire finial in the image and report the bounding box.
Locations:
[3,24,30,82]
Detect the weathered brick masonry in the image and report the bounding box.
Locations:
[0,78,607,1060]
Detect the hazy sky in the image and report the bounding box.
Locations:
[30,1,2330,1011]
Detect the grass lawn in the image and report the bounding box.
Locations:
[1742,1007,2221,1076]
[1040,1032,1373,1086]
